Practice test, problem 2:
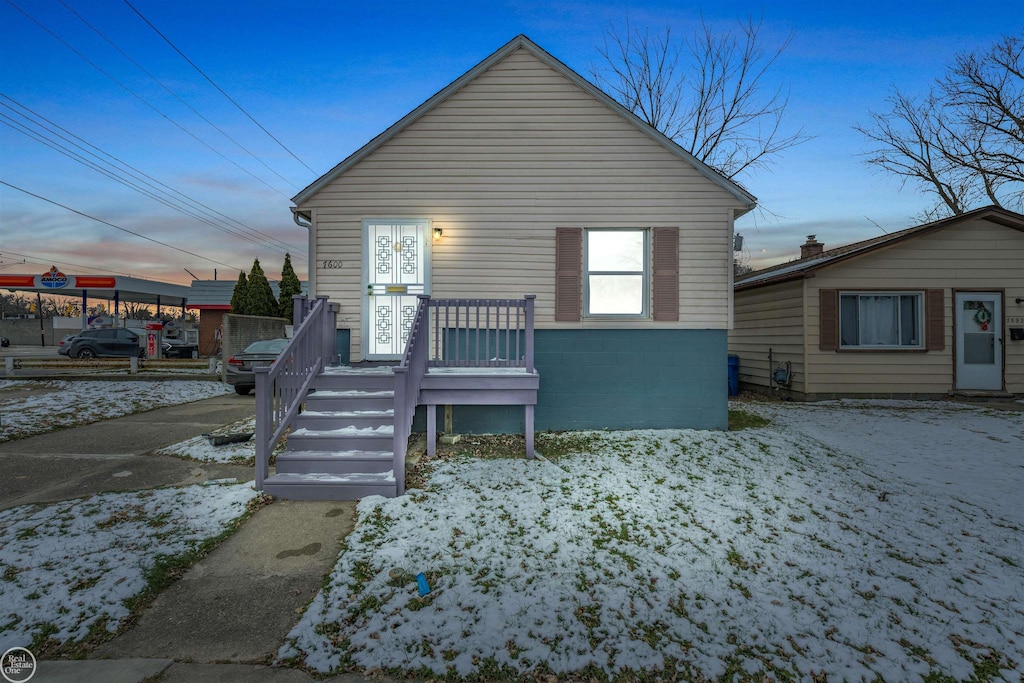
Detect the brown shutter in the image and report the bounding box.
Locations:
[555,227,582,322]
[819,289,838,350]
[925,289,945,350]
[651,227,679,321]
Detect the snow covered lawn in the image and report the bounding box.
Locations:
[156,416,257,465]
[282,400,1024,681]
[0,483,258,653]
[0,379,233,442]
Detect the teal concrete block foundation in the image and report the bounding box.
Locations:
[414,329,728,434]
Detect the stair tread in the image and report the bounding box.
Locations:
[266,471,395,483]
[279,450,393,459]
[322,366,395,375]
[301,409,394,417]
[309,389,394,398]
[291,425,394,437]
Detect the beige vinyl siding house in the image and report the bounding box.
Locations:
[292,35,756,431]
[731,207,1024,400]
[730,279,805,394]
[299,47,747,360]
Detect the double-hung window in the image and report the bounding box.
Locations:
[584,229,648,316]
[839,292,924,348]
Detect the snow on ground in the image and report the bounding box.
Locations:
[740,399,1024,523]
[281,401,1024,681]
[0,482,257,652]
[155,417,256,464]
[0,379,232,442]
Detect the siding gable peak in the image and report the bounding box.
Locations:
[292,35,757,211]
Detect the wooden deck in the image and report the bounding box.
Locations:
[255,295,538,500]
[420,366,539,457]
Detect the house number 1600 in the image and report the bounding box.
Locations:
[321,260,343,269]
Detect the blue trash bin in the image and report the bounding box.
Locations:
[727,355,740,396]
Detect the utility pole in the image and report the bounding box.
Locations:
[36,291,44,347]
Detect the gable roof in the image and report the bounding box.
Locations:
[292,34,756,212]
[186,279,308,309]
[735,205,1024,291]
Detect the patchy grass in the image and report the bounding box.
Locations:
[0,379,233,442]
[728,409,769,431]
[0,485,263,656]
[282,418,1023,681]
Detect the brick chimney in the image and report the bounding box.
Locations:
[800,235,824,259]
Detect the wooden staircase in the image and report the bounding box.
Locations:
[254,294,537,502]
[262,366,400,500]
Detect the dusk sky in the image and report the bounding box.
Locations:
[1,1,1021,287]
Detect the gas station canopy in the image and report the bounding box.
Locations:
[0,267,190,308]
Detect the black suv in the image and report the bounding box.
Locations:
[68,328,145,359]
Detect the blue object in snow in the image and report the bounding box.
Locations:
[415,572,431,596]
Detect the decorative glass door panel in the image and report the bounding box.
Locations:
[955,292,1002,390]
[364,220,430,359]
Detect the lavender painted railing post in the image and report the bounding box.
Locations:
[392,366,408,495]
[326,302,340,365]
[254,365,271,489]
[524,295,536,373]
[292,294,306,327]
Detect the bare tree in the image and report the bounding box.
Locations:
[121,301,155,321]
[591,15,809,179]
[856,34,1023,219]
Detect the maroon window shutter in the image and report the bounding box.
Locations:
[819,289,838,350]
[555,227,582,322]
[652,227,679,321]
[925,289,945,350]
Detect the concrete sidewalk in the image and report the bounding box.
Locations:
[0,393,254,509]
[1,390,386,682]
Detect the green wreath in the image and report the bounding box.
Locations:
[973,305,992,326]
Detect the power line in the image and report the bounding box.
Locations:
[0,179,248,271]
[123,0,318,177]
[57,0,301,192]
[0,94,306,256]
[2,0,294,201]
[1,110,298,257]
[0,250,142,278]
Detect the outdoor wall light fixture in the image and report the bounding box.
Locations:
[433,227,443,241]
[1016,297,1024,304]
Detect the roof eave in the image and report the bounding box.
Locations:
[734,205,1024,291]
[735,271,812,291]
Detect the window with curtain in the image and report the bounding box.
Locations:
[584,229,648,316]
[840,292,923,348]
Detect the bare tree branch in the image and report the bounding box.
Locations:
[591,15,810,180]
[856,33,1023,217]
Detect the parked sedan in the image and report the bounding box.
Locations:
[67,328,145,359]
[226,338,290,395]
[57,333,79,356]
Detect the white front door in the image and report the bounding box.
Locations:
[955,292,1002,390]
[363,219,430,360]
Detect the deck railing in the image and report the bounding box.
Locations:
[392,295,536,494]
[427,296,535,371]
[254,295,339,490]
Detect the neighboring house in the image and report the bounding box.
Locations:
[730,206,1024,400]
[186,279,307,356]
[290,34,756,432]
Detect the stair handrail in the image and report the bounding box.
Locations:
[392,295,431,495]
[254,295,337,490]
